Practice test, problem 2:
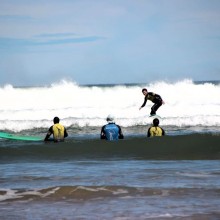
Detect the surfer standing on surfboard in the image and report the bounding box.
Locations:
[139,88,165,116]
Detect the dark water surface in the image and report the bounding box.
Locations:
[1,134,220,219]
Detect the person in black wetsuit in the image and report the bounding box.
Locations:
[100,115,124,141]
[139,88,164,116]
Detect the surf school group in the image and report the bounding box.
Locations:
[45,88,165,142]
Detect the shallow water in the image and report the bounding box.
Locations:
[1,157,220,219]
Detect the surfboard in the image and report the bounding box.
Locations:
[148,114,162,119]
[0,132,43,141]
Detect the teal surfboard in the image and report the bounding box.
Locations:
[0,132,43,141]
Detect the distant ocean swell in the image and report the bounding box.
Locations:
[0,79,220,133]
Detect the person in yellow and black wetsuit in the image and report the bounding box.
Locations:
[44,117,68,142]
[147,118,165,137]
[139,88,165,116]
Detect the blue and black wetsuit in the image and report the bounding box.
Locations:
[141,92,163,115]
[100,123,124,141]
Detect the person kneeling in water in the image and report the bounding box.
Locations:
[100,115,124,141]
[44,117,68,142]
[147,118,165,137]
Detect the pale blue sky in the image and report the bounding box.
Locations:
[0,0,219,86]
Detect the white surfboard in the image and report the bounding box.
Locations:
[148,114,162,119]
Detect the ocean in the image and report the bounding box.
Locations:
[0,79,220,219]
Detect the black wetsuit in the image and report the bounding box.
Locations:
[141,92,163,115]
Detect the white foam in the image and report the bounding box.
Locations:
[0,189,21,201]
[0,79,220,131]
[70,186,128,195]
[0,187,60,202]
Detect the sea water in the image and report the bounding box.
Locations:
[0,79,220,219]
[1,159,220,219]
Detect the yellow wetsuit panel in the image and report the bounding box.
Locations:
[52,123,65,141]
[149,126,163,137]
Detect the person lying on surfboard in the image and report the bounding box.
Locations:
[44,117,68,142]
[139,88,165,116]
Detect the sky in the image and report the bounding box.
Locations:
[0,0,220,86]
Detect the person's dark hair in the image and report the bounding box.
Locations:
[142,88,147,93]
[153,118,159,126]
[53,117,60,124]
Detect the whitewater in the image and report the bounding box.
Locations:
[0,79,220,133]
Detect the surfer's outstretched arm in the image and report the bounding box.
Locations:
[139,98,147,110]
